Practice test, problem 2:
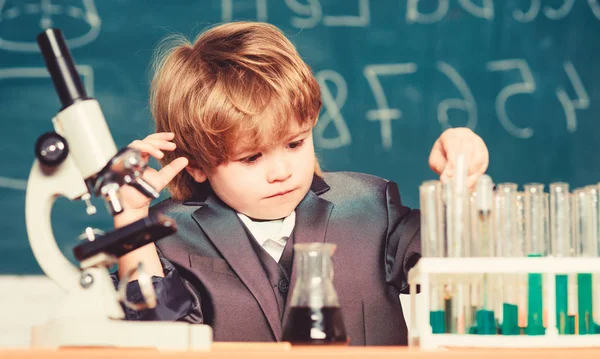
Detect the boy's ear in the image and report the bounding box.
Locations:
[185,165,208,183]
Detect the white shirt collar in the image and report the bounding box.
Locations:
[237,211,296,262]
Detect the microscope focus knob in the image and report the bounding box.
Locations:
[35,132,69,167]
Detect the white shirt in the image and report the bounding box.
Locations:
[237,211,296,262]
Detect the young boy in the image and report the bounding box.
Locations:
[115,21,489,345]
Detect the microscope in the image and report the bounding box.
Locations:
[24,28,212,350]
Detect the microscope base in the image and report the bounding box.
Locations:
[31,318,212,351]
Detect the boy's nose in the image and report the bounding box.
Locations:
[266,157,291,183]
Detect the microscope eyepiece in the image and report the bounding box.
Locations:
[37,28,90,110]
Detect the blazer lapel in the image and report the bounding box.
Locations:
[282,188,335,326]
[190,192,282,340]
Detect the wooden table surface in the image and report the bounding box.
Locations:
[1,343,600,359]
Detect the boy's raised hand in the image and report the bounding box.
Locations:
[428,128,489,189]
[117,132,188,219]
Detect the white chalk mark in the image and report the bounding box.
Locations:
[0,176,27,191]
[486,59,536,139]
[513,0,540,22]
[314,70,351,149]
[436,61,477,130]
[257,0,268,21]
[588,0,600,20]
[222,0,268,22]
[363,63,418,149]
[222,0,232,21]
[556,61,589,133]
[0,0,101,52]
[323,0,370,27]
[543,0,575,20]
[459,0,494,20]
[286,0,322,29]
[406,0,449,24]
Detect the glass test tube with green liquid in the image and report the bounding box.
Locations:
[492,192,504,329]
[447,154,471,334]
[442,181,454,333]
[419,180,446,333]
[497,183,520,335]
[468,175,496,335]
[573,187,598,334]
[515,192,529,332]
[523,183,547,335]
[550,182,575,334]
[592,184,600,334]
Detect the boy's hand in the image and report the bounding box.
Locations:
[116,132,188,221]
[428,128,489,189]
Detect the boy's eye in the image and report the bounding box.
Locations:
[241,153,261,163]
[288,139,304,149]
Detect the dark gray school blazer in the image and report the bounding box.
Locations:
[126,171,421,345]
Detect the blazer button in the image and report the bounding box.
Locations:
[278,279,289,294]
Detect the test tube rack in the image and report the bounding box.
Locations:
[408,257,600,349]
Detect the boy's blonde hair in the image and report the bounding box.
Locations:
[150,21,322,200]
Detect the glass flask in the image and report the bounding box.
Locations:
[282,243,348,345]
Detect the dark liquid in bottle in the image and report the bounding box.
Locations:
[282,306,348,345]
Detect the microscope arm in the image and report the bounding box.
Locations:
[25,155,88,292]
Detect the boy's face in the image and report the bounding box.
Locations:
[207,126,316,220]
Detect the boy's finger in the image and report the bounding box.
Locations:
[468,152,489,176]
[466,174,480,190]
[447,141,475,165]
[145,139,177,151]
[440,167,453,183]
[146,132,175,140]
[464,143,489,178]
[466,152,480,175]
[129,140,164,159]
[158,157,189,186]
[428,139,447,175]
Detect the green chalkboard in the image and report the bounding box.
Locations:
[1,0,600,274]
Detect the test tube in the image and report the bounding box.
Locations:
[523,183,546,335]
[593,184,600,334]
[449,154,470,334]
[515,192,529,331]
[474,175,494,257]
[544,192,551,328]
[469,175,496,334]
[492,191,504,329]
[420,180,444,258]
[574,187,597,334]
[583,186,598,257]
[550,182,574,334]
[497,183,520,335]
[468,191,479,332]
[570,189,584,334]
[443,182,452,257]
[441,181,453,333]
[419,181,446,333]
[524,184,547,256]
[449,154,470,258]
